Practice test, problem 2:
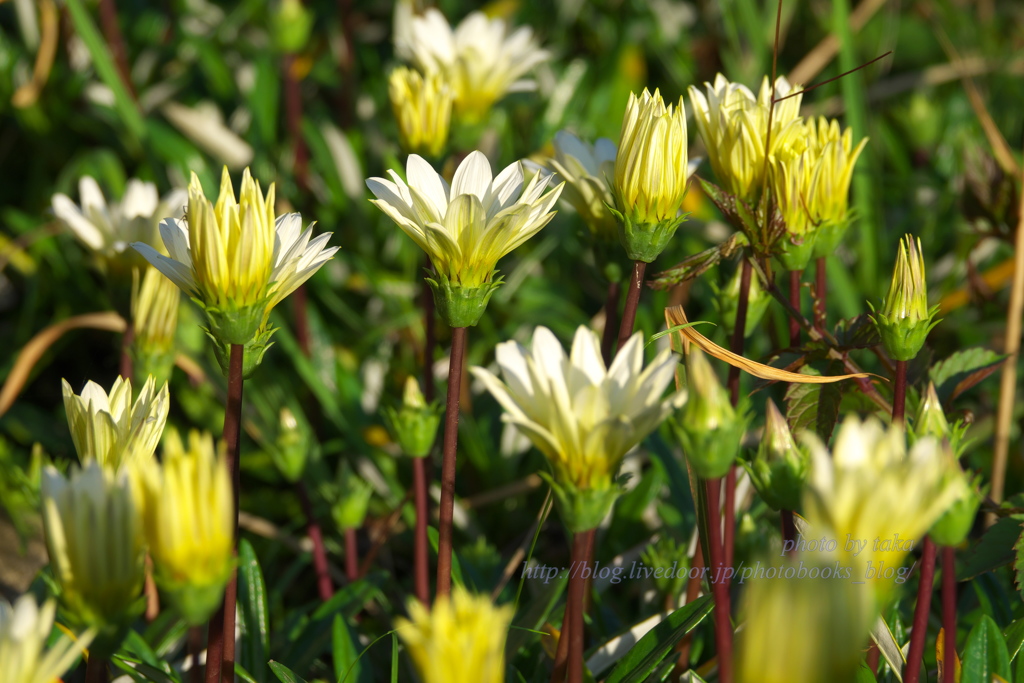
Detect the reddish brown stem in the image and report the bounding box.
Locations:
[815,256,827,330]
[550,593,572,683]
[297,481,334,600]
[904,536,937,683]
[144,554,160,621]
[206,344,244,683]
[867,644,880,673]
[189,627,204,683]
[723,467,736,571]
[283,54,308,191]
[292,284,311,357]
[566,529,597,683]
[97,0,135,99]
[85,656,107,683]
[601,280,621,366]
[436,326,467,597]
[892,360,908,425]
[788,270,801,347]
[412,456,430,605]
[616,261,647,354]
[704,477,732,683]
[421,271,436,402]
[942,545,956,682]
[344,527,358,583]
[119,322,134,381]
[780,509,797,555]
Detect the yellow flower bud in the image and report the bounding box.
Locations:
[871,234,941,361]
[131,266,181,385]
[389,67,452,159]
[396,587,514,683]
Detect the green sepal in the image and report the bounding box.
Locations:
[426,271,502,328]
[868,302,942,362]
[382,402,443,458]
[929,475,985,547]
[811,221,850,258]
[608,204,690,263]
[742,447,808,512]
[670,411,747,480]
[774,233,817,272]
[58,594,145,659]
[208,325,277,379]
[154,561,235,627]
[129,347,176,387]
[540,471,625,534]
[193,296,268,346]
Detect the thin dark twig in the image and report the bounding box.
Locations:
[773,51,894,103]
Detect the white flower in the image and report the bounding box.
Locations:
[402,8,549,122]
[52,176,187,266]
[470,326,682,491]
[62,375,169,471]
[0,594,94,683]
[366,151,563,288]
[542,130,618,239]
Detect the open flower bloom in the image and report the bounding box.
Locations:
[389,66,453,159]
[542,130,618,241]
[688,74,804,203]
[471,326,682,496]
[51,177,187,272]
[41,462,146,632]
[62,375,169,471]
[801,416,961,605]
[141,430,234,625]
[133,167,339,345]
[396,587,514,683]
[0,594,94,683]
[402,8,549,123]
[366,151,562,322]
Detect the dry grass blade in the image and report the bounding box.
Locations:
[0,311,127,416]
[664,305,872,383]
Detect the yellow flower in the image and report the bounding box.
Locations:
[0,594,94,683]
[800,117,867,231]
[541,130,619,241]
[613,88,691,225]
[801,416,961,604]
[51,176,186,273]
[131,267,181,385]
[688,74,805,203]
[389,67,452,159]
[735,556,872,683]
[132,167,339,345]
[141,430,234,625]
[61,375,169,472]
[471,326,682,494]
[396,587,514,683]
[402,8,550,123]
[41,462,146,630]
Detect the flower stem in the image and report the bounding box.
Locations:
[297,481,334,600]
[788,269,801,347]
[943,545,956,682]
[892,359,908,424]
[704,477,732,683]
[815,256,828,330]
[86,656,108,683]
[206,343,245,683]
[616,261,647,353]
[904,536,937,683]
[567,528,597,683]
[283,53,308,191]
[345,527,359,583]
[724,258,752,583]
[144,554,160,621]
[413,456,431,605]
[436,326,467,597]
[97,0,134,99]
[292,285,312,357]
[601,280,621,366]
[189,627,203,683]
[780,509,797,555]
[421,270,437,403]
[119,321,134,381]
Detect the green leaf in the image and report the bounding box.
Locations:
[930,347,1007,405]
[333,615,370,683]
[391,632,399,683]
[238,539,270,683]
[235,663,259,683]
[961,615,1011,683]
[784,366,844,442]
[110,655,180,683]
[958,517,1021,581]
[855,664,878,683]
[1005,617,1024,662]
[603,595,714,683]
[268,661,308,683]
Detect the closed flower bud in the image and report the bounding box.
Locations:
[382,377,442,458]
[389,67,452,160]
[910,382,970,457]
[41,463,146,654]
[744,399,808,511]
[870,234,941,361]
[268,407,315,483]
[141,430,234,625]
[611,89,692,262]
[396,587,514,683]
[272,0,313,53]
[131,266,181,386]
[0,594,95,683]
[671,349,746,479]
[331,463,374,532]
[929,471,983,547]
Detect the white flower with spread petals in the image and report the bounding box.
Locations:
[0,594,94,683]
[542,131,618,240]
[403,8,549,122]
[367,151,563,291]
[471,326,682,494]
[52,177,187,271]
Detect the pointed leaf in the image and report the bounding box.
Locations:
[238,539,269,683]
[785,364,845,442]
[958,517,1021,581]
[929,347,1007,405]
[961,615,1011,683]
[268,661,308,683]
[333,615,370,683]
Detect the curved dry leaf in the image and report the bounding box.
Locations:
[664,305,873,384]
[0,311,127,417]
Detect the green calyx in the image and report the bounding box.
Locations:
[811,221,850,258]
[774,232,817,272]
[426,271,503,328]
[208,324,277,379]
[154,563,235,627]
[929,474,984,547]
[195,296,269,346]
[382,403,442,458]
[130,347,176,387]
[744,448,808,512]
[540,471,624,534]
[609,204,689,263]
[868,301,941,362]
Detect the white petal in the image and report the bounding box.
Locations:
[51,194,105,250]
[158,218,192,264]
[121,179,159,219]
[406,155,450,216]
[450,151,493,202]
[132,242,196,293]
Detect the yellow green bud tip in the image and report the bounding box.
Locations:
[403,376,427,409]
